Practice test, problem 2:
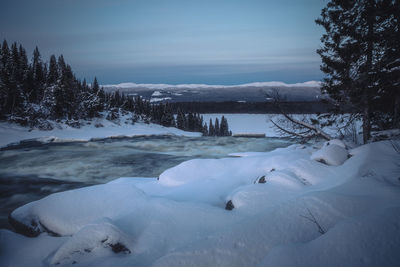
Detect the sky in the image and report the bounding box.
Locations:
[0,0,327,85]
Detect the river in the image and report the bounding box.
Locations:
[0,135,292,229]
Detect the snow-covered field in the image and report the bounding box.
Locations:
[1,139,400,266]
[0,114,200,149]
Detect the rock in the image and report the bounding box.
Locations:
[225,200,235,210]
[109,242,131,254]
[50,219,131,265]
[8,213,60,237]
[258,176,266,184]
[8,214,42,237]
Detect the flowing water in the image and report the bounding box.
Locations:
[0,135,292,229]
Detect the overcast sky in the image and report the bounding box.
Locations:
[0,0,327,84]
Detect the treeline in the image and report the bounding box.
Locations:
[0,40,231,135]
[0,39,107,127]
[128,96,231,136]
[176,110,231,136]
[169,101,341,114]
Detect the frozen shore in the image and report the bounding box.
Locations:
[1,139,399,266]
[0,114,201,149]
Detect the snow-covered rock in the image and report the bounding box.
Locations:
[50,219,131,266]
[311,143,349,166]
[10,183,147,236]
[325,138,346,149]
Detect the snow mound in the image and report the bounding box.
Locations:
[325,139,346,149]
[311,143,349,166]
[10,183,147,236]
[50,218,131,265]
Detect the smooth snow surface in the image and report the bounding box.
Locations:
[2,140,400,266]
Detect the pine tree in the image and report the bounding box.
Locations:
[176,109,185,129]
[0,40,11,115]
[377,0,400,127]
[214,117,220,136]
[18,45,29,97]
[219,116,231,136]
[208,118,214,136]
[5,42,25,116]
[47,55,58,85]
[0,41,5,117]
[202,122,209,136]
[92,77,99,93]
[31,46,45,103]
[316,0,399,143]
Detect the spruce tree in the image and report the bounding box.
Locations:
[202,122,209,136]
[219,116,231,136]
[316,0,399,143]
[0,40,11,115]
[214,118,220,136]
[32,46,45,103]
[47,55,58,85]
[208,119,214,136]
[92,77,99,93]
[0,42,4,117]
[176,109,185,129]
[377,0,400,127]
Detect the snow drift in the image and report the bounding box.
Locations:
[1,140,400,266]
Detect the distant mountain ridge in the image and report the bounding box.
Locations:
[104,81,321,90]
[102,81,323,103]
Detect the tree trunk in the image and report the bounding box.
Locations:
[362,101,371,144]
[394,91,400,128]
[362,0,374,144]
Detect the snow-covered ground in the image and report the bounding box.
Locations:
[0,114,200,149]
[1,139,399,266]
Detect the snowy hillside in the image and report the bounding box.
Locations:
[103,81,322,103]
[1,139,399,266]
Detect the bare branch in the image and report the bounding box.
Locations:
[266,88,332,141]
[300,208,326,235]
[281,112,332,141]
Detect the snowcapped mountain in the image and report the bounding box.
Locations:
[102,81,323,103]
